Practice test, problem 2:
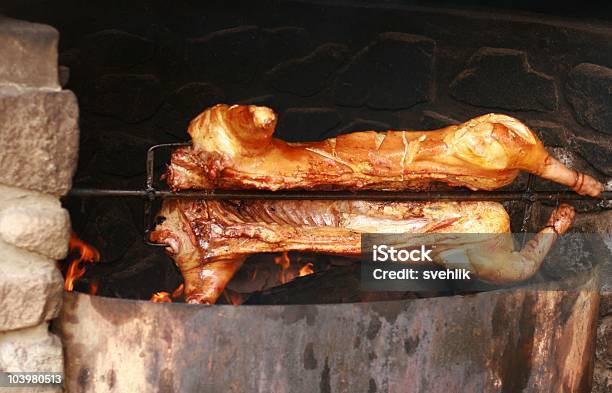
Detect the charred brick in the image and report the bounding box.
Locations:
[81,29,154,67]
[571,134,612,177]
[83,201,139,263]
[334,32,435,110]
[261,26,312,69]
[93,73,163,123]
[187,26,260,84]
[565,63,612,135]
[450,47,558,112]
[268,43,348,97]
[90,130,154,177]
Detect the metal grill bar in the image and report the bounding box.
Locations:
[66,187,611,201]
[63,142,610,248]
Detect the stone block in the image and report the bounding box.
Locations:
[0,88,78,196]
[0,242,63,331]
[0,184,42,202]
[0,192,70,260]
[334,32,435,109]
[0,323,63,392]
[0,17,59,89]
[450,47,558,112]
[565,63,612,135]
[276,108,342,141]
[267,43,348,96]
[93,73,162,123]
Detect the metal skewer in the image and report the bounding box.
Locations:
[66,187,611,202]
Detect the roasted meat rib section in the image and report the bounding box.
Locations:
[151,200,575,304]
[166,104,603,196]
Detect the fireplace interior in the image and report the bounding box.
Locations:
[1,0,611,392]
[46,0,611,304]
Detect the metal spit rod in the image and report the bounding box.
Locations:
[65,187,612,201]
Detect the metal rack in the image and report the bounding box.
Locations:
[65,142,611,248]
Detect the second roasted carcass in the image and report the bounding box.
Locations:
[166,104,603,196]
[151,200,575,304]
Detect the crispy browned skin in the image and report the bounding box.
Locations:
[150,200,575,304]
[166,104,603,197]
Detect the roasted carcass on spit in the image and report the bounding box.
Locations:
[166,104,603,196]
[151,200,575,304]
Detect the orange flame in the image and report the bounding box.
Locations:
[150,283,184,303]
[150,292,172,303]
[299,262,314,277]
[274,252,292,284]
[274,252,290,270]
[172,283,184,298]
[64,232,100,292]
[274,253,317,283]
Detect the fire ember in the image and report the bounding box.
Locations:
[61,232,100,294]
